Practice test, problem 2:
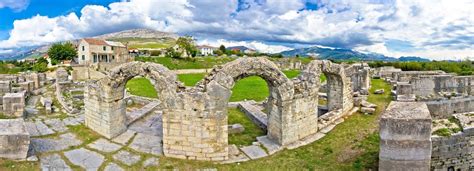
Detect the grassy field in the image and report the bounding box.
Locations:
[0,63,21,74]
[127,70,325,102]
[228,108,265,146]
[125,77,158,98]
[136,57,236,70]
[154,78,392,170]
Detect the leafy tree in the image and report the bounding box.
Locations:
[219,45,226,53]
[165,47,182,58]
[213,49,224,56]
[176,36,197,58]
[32,57,49,72]
[47,42,77,61]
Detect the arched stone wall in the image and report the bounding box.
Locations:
[305,60,354,113]
[85,62,179,139]
[85,58,354,161]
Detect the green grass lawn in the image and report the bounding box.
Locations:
[178,73,206,86]
[125,77,158,98]
[228,108,265,146]
[128,70,327,102]
[154,78,392,170]
[135,57,236,70]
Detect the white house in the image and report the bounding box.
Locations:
[197,45,217,56]
[77,38,131,65]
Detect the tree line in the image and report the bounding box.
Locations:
[368,60,474,75]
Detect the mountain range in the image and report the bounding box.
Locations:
[280,46,430,62]
[0,28,430,62]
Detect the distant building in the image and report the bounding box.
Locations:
[197,45,217,56]
[77,38,130,65]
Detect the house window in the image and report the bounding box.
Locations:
[82,46,85,51]
[103,46,106,51]
[82,55,85,60]
[93,55,97,63]
[111,47,114,50]
[112,55,115,60]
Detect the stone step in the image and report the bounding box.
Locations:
[238,102,268,130]
[126,101,160,125]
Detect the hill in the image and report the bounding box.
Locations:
[95,29,178,49]
[0,29,178,60]
[398,56,430,62]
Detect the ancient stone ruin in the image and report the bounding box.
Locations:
[378,69,474,170]
[84,57,361,161]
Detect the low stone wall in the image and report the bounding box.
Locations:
[425,97,474,119]
[71,66,106,81]
[431,128,474,171]
[392,70,446,82]
[404,75,474,97]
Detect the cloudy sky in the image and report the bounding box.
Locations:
[0,0,473,60]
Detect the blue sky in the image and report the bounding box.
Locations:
[0,0,119,39]
[0,0,473,60]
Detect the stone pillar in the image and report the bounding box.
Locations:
[278,94,319,145]
[84,81,127,139]
[379,101,432,171]
[162,87,229,161]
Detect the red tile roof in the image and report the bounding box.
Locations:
[83,38,108,46]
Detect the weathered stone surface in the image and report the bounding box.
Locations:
[319,124,336,134]
[87,138,122,153]
[44,118,68,132]
[256,136,281,155]
[143,157,159,167]
[0,119,30,160]
[374,89,385,94]
[64,148,104,171]
[360,107,375,114]
[104,162,124,171]
[379,102,432,171]
[360,100,377,108]
[26,120,55,136]
[240,145,268,159]
[129,133,162,156]
[128,111,162,136]
[113,150,141,166]
[228,124,245,134]
[32,133,82,153]
[40,154,71,171]
[112,130,136,145]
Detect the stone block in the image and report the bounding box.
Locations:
[0,119,30,160]
[360,107,375,114]
[228,124,244,134]
[379,102,432,171]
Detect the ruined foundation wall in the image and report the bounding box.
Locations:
[425,97,474,119]
[409,75,474,97]
[431,129,474,171]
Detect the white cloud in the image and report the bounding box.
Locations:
[0,49,13,54]
[0,0,29,12]
[1,0,474,60]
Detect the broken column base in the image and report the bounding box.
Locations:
[0,119,30,160]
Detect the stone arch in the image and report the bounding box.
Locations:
[304,60,354,114]
[203,57,295,143]
[85,62,180,139]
